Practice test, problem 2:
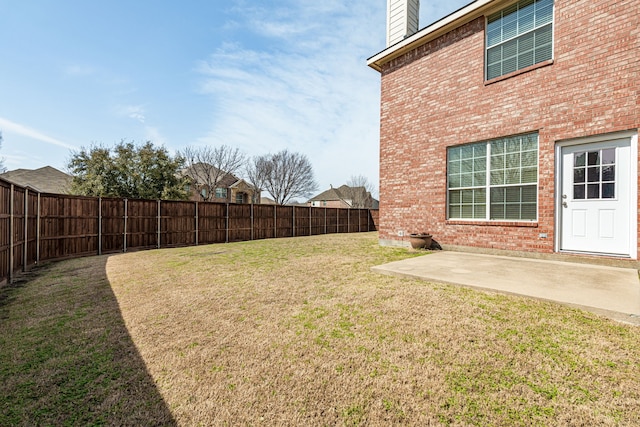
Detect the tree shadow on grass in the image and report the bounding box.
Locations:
[0,256,177,426]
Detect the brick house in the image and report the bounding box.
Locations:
[181,163,255,204]
[308,185,379,208]
[368,0,639,259]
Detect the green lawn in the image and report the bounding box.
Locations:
[1,232,639,426]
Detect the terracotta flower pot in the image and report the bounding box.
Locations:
[409,233,432,250]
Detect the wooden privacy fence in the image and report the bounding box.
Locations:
[0,178,379,285]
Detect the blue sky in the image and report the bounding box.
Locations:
[0,0,470,198]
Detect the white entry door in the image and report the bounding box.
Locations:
[560,139,631,256]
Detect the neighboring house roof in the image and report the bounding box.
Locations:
[180,162,253,190]
[0,166,72,194]
[229,179,252,191]
[308,185,378,208]
[308,186,347,203]
[260,197,276,205]
[368,0,494,71]
[180,162,234,185]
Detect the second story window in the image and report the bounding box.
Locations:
[486,0,554,80]
[215,187,228,199]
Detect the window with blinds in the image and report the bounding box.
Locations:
[486,0,554,80]
[448,133,538,221]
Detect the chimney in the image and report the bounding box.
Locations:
[386,0,420,47]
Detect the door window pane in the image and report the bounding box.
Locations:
[573,148,616,200]
[602,183,615,199]
[587,167,600,182]
[602,148,615,164]
[602,165,615,182]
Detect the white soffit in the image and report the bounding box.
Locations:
[368,0,498,72]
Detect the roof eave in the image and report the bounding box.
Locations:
[367,0,498,72]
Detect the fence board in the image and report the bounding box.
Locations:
[161,201,196,247]
[101,198,124,254]
[228,204,251,242]
[337,208,349,234]
[198,202,225,244]
[39,195,99,260]
[0,182,11,283]
[252,204,275,240]
[0,177,378,286]
[275,205,293,238]
[26,191,38,267]
[294,206,310,237]
[12,187,25,273]
[127,199,159,251]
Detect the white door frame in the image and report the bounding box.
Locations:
[555,130,638,259]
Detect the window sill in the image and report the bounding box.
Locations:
[446,220,538,228]
[484,59,554,86]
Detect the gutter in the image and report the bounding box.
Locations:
[367,0,498,72]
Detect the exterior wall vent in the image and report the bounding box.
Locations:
[386,0,420,47]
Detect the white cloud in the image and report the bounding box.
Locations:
[0,117,77,150]
[197,1,385,193]
[116,105,146,123]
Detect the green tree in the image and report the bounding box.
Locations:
[67,140,188,200]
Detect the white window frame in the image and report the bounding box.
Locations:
[447,133,539,221]
[485,0,555,80]
[215,187,228,199]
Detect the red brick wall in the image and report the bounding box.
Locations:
[378,0,639,255]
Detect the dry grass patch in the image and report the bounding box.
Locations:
[2,232,640,426]
[0,257,175,426]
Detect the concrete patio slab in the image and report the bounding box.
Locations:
[372,251,640,325]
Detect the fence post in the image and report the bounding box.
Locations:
[251,203,254,241]
[225,203,229,243]
[9,184,14,283]
[156,200,161,249]
[324,207,327,234]
[123,198,128,253]
[23,188,28,272]
[195,201,199,246]
[336,208,339,233]
[347,208,350,233]
[274,205,277,238]
[292,206,295,237]
[309,206,312,236]
[36,193,41,263]
[98,197,102,255]
[358,209,361,233]
[367,209,371,232]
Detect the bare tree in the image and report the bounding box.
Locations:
[259,149,318,205]
[345,174,377,208]
[244,155,270,204]
[180,145,245,201]
[0,132,6,173]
